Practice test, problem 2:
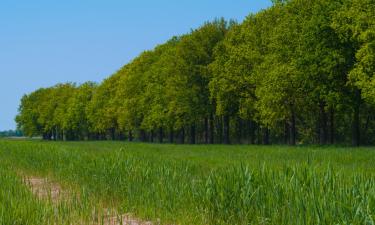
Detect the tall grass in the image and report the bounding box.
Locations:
[0,163,84,225]
[0,140,375,224]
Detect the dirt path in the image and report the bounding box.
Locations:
[25,177,64,204]
[100,214,153,225]
[24,176,154,225]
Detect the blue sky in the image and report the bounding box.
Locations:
[0,0,272,130]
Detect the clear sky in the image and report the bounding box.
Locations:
[0,0,272,131]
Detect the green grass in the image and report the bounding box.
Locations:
[0,162,89,225]
[1,140,375,224]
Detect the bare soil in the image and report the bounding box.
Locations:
[24,176,154,225]
[25,177,64,203]
[101,214,153,225]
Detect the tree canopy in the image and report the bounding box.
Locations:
[16,0,375,146]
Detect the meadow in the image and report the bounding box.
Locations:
[1,139,375,224]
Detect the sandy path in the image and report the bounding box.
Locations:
[24,176,154,225]
[25,177,64,203]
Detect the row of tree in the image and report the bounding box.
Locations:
[16,0,375,145]
[0,130,23,138]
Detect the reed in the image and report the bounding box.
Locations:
[0,140,374,224]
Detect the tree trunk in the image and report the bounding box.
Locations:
[59,129,64,141]
[110,128,115,141]
[150,130,154,143]
[352,91,361,147]
[352,108,360,147]
[329,108,335,144]
[139,129,146,142]
[223,115,230,144]
[319,102,328,145]
[190,124,196,144]
[217,117,223,144]
[169,128,174,143]
[180,127,185,144]
[290,110,296,145]
[237,118,243,144]
[257,126,262,145]
[247,120,255,144]
[53,128,57,141]
[263,127,270,145]
[158,127,163,143]
[209,114,214,144]
[204,117,209,144]
[128,130,133,142]
[284,120,289,145]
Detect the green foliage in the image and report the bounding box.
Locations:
[87,75,119,138]
[64,82,97,140]
[0,161,89,225]
[337,0,375,104]
[15,0,375,145]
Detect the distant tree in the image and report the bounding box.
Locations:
[0,130,23,138]
[64,82,97,140]
[87,75,121,140]
[15,0,375,146]
[332,0,375,146]
[141,38,180,143]
[171,19,230,144]
[283,0,351,145]
[52,83,77,140]
[115,50,159,141]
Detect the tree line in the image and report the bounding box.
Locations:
[0,130,23,138]
[16,0,375,146]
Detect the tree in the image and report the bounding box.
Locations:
[169,19,230,144]
[116,50,160,142]
[64,82,97,140]
[52,83,77,140]
[332,0,375,146]
[16,89,48,137]
[16,1,375,146]
[87,75,121,140]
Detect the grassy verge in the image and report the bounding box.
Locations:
[0,163,84,225]
[1,140,375,224]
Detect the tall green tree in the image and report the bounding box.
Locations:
[87,75,121,140]
[332,0,375,145]
[16,1,375,146]
[64,82,97,140]
[170,19,230,144]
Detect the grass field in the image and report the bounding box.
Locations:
[0,140,375,224]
